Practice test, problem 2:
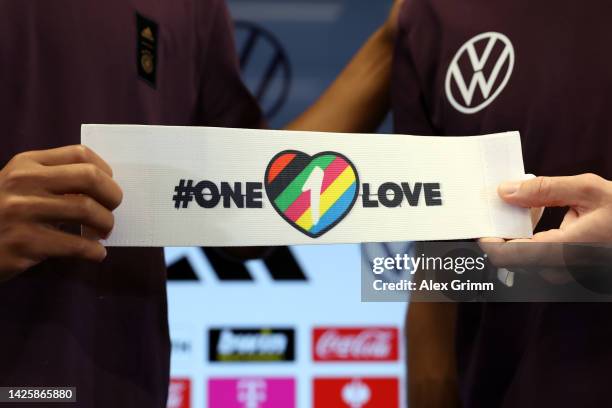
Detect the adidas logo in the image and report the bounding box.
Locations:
[141,26,154,42]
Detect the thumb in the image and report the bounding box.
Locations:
[498,175,600,209]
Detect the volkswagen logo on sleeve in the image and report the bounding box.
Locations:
[445,32,515,114]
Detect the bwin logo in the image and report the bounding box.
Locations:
[445,32,514,114]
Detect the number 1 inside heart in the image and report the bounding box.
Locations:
[302,166,324,226]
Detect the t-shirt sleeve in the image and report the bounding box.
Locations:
[194,0,264,128]
[391,1,436,135]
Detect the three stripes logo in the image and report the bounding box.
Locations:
[167,246,306,282]
[445,32,515,114]
[265,151,359,238]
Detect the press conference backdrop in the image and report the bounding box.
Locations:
[165,1,407,407]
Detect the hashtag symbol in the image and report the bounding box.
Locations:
[173,179,194,209]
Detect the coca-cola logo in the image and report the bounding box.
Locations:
[313,327,399,362]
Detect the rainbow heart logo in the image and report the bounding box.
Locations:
[265,150,359,238]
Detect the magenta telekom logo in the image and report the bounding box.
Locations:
[208,378,295,408]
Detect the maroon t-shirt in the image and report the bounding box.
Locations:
[0,1,261,406]
[393,1,612,407]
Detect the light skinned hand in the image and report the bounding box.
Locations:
[480,174,612,274]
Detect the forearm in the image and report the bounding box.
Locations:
[407,302,461,408]
[286,27,394,133]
